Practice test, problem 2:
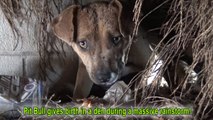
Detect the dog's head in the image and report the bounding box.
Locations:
[51,0,132,86]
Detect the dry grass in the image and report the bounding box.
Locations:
[160,0,213,119]
[130,0,213,119]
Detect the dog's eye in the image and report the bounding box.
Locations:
[78,40,87,49]
[112,36,121,45]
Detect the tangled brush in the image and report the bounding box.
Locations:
[161,0,213,119]
[131,0,213,119]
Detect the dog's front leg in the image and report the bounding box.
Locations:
[73,60,93,98]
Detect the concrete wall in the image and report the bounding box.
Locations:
[0,8,38,77]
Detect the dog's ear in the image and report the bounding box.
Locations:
[51,5,80,45]
[109,0,125,37]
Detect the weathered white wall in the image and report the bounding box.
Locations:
[0,8,39,77]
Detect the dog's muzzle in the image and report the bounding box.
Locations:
[95,71,118,86]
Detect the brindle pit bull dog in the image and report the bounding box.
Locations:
[51,0,152,98]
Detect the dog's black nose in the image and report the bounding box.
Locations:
[97,71,112,82]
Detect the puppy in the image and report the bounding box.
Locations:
[51,0,152,98]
